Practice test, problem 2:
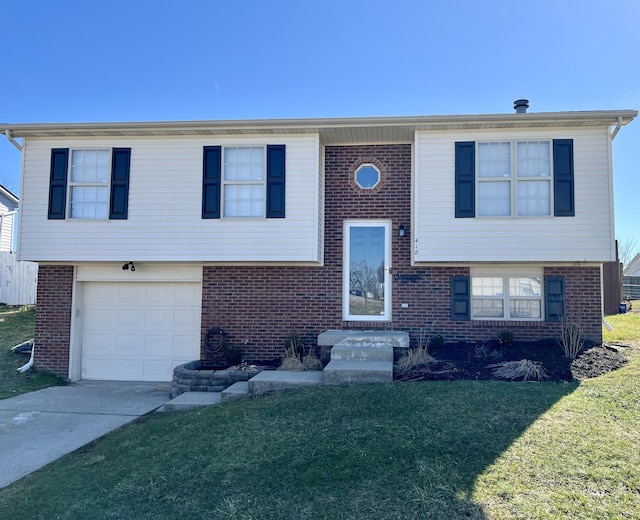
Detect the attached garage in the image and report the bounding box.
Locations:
[77,278,201,381]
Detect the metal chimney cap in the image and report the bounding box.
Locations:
[514,99,530,113]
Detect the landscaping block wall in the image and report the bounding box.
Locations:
[34,265,73,376]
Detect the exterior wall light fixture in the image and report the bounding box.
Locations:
[122,261,136,272]
[398,224,406,237]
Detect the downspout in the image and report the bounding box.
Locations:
[602,115,625,333]
[3,130,22,152]
[611,116,623,141]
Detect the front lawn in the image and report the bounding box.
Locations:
[1,345,639,519]
[0,306,65,399]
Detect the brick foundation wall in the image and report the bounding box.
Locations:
[34,265,73,377]
[201,144,604,360]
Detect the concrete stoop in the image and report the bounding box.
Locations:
[323,339,394,384]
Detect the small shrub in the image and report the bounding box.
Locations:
[224,343,243,367]
[488,359,549,381]
[559,322,583,359]
[498,330,515,348]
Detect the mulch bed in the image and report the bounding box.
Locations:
[396,339,630,382]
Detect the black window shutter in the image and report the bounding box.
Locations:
[451,276,471,320]
[455,142,475,218]
[203,146,222,219]
[545,276,566,322]
[48,148,69,219]
[109,148,131,220]
[553,139,574,217]
[266,145,286,218]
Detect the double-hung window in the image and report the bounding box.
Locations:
[48,147,131,220]
[476,141,551,217]
[202,144,286,220]
[223,146,265,218]
[456,138,573,219]
[471,268,543,320]
[69,149,110,219]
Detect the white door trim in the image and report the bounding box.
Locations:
[342,220,392,321]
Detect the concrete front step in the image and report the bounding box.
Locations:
[164,391,222,411]
[221,381,249,402]
[318,330,410,349]
[324,359,393,384]
[248,370,324,396]
[331,341,394,362]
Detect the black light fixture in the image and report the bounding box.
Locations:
[122,261,136,272]
[398,224,406,237]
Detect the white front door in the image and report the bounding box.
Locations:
[343,221,392,321]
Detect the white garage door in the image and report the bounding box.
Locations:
[81,282,201,381]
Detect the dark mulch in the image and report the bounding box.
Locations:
[396,339,629,382]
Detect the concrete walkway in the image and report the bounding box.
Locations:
[0,381,170,488]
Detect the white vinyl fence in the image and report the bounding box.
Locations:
[0,252,38,306]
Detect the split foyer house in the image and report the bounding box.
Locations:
[2,104,636,382]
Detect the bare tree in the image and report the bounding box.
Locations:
[619,237,639,269]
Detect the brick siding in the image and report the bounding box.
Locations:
[34,265,73,376]
[202,144,604,361]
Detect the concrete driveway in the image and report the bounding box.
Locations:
[0,381,170,488]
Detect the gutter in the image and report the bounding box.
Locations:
[611,116,623,141]
[3,130,22,151]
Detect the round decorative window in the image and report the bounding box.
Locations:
[355,164,380,189]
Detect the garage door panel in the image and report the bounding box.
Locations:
[81,281,201,381]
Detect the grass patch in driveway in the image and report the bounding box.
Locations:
[0,306,65,399]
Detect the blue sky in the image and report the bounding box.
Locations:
[1,0,638,246]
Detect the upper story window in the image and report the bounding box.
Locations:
[477,141,551,217]
[48,148,131,221]
[355,164,380,189]
[69,150,110,218]
[223,146,265,218]
[454,139,573,220]
[202,144,286,220]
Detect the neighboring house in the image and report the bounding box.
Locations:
[1,104,636,381]
[0,185,38,305]
[623,253,640,299]
[0,184,18,252]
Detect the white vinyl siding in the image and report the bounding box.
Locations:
[414,127,614,263]
[18,134,321,263]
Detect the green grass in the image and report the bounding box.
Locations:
[1,345,639,519]
[604,303,640,344]
[0,306,65,399]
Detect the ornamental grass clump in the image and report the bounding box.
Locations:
[278,331,322,371]
[488,359,549,381]
[395,324,437,376]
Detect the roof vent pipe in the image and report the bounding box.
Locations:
[514,99,529,114]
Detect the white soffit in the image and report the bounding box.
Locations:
[1,110,636,145]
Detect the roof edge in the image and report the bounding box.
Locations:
[1,110,637,138]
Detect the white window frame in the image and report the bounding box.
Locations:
[68,149,111,220]
[476,140,553,218]
[470,267,544,321]
[222,146,266,219]
[354,164,381,189]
